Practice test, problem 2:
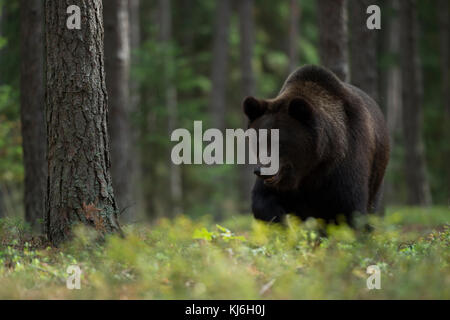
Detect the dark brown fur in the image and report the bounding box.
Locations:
[244,65,390,226]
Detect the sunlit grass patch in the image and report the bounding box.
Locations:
[0,207,448,299]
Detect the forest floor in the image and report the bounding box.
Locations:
[0,207,448,299]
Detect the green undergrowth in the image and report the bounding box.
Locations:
[0,207,448,299]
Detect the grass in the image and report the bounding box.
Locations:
[0,206,448,299]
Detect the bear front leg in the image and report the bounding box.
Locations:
[251,178,285,223]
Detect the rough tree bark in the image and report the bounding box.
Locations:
[238,0,256,211]
[210,0,232,131]
[158,0,183,216]
[288,0,300,73]
[400,0,432,206]
[348,0,378,102]
[104,0,134,221]
[19,0,47,231]
[317,0,349,81]
[45,0,122,245]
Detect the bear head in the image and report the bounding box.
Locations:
[243,94,321,191]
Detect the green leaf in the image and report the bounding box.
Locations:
[192,228,214,241]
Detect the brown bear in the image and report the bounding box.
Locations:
[243,65,390,226]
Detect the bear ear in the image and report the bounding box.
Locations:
[243,96,266,122]
[288,98,315,126]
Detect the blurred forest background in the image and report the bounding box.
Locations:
[0,0,448,230]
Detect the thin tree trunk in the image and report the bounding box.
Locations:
[45,0,122,245]
[379,0,402,206]
[104,0,134,221]
[128,0,141,125]
[437,0,450,197]
[438,0,449,116]
[380,0,402,138]
[0,0,4,219]
[317,0,349,81]
[209,0,232,220]
[385,0,402,138]
[0,185,11,218]
[374,0,391,211]
[238,0,255,212]
[0,190,3,218]
[19,0,46,231]
[349,0,382,211]
[158,0,183,216]
[0,2,4,85]
[178,0,195,49]
[139,1,158,220]
[128,0,140,54]
[0,184,3,217]
[210,0,232,131]
[0,183,6,219]
[348,0,378,102]
[400,0,432,206]
[127,0,144,222]
[377,0,389,115]
[288,0,300,73]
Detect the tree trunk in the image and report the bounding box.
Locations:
[128,0,141,124]
[349,0,382,211]
[138,1,158,220]
[0,0,4,219]
[317,0,349,81]
[0,185,9,218]
[158,0,183,217]
[0,182,3,217]
[438,0,450,196]
[0,184,3,217]
[437,0,450,197]
[238,0,255,212]
[378,0,402,206]
[45,0,122,245]
[384,0,402,138]
[438,0,449,116]
[288,0,300,73]
[19,0,46,231]
[127,0,144,222]
[128,0,140,53]
[210,0,231,131]
[104,0,134,221]
[348,0,378,102]
[0,2,4,84]
[0,191,3,218]
[400,0,432,206]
